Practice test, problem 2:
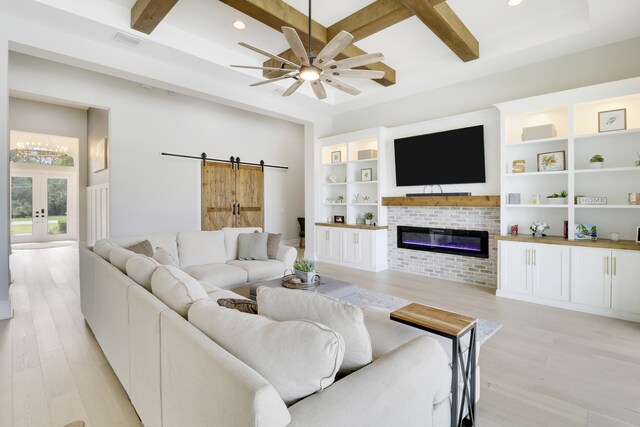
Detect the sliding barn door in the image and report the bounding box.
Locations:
[201,161,264,230]
[201,161,235,230]
[235,165,264,229]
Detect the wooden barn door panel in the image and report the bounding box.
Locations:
[201,162,235,230]
[235,165,264,229]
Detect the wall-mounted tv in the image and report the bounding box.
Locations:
[394,125,486,187]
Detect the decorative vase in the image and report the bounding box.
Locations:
[546,198,567,205]
[295,269,316,283]
[365,219,371,225]
[590,162,604,169]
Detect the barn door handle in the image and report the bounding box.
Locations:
[237,204,241,215]
[232,204,236,215]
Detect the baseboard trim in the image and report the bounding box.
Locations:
[0,300,13,320]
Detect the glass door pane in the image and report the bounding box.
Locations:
[11,176,34,237]
[47,178,68,235]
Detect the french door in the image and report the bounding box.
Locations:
[10,172,75,243]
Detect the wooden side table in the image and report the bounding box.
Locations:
[390,303,477,427]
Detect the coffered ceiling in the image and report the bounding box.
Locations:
[6,0,640,117]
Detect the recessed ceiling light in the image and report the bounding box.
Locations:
[507,0,524,6]
[233,20,246,30]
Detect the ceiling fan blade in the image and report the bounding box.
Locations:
[321,75,361,96]
[323,53,385,70]
[327,69,385,79]
[239,42,300,69]
[282,27,310,67]
[313,30,354,67]
[231,65,297,71]
[249,72,297,87]
[282,79,305,97]
[311,80,327,100]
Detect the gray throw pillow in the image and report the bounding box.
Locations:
[267,233,282,259]
[237,232,269,261]
[218,298,258,314]
[126,240,154,257]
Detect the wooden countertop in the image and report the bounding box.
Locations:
[495,235,640,251]
[315,222,388,230]
[390,303,476,337]
[382,195,500,207]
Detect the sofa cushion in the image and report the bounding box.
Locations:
[222,227,262,261]
[151,266,209,317]
[152,247,179,268]
[227,260,284,282]
[257,287,372,374]
[126,254,160,291]
[267,233,282,259]
[238,232,269,261]
[188,299,344,405]
[109,247,137,273]
[177,231,226,268]
[110,233,179,261]
[126,240,154,257]
[94,239,118,261]
[183,263,247,290]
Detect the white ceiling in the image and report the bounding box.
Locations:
[6,0,640,117]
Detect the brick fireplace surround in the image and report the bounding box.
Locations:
[387,206,499,287]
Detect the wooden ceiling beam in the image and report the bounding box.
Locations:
[131,0,180,34]
[327,0,413,42]
[400,0,479,62]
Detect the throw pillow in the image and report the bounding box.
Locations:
[188,299,344,405]
[217,298,258,314]
[267,233,282,259]
[126,240,154,257]
[126,254,160,291]
[237,232,268,261]
[257,287,372,374]
[151,265,208,317]
[93,239,118,261]
[109,247,137,273]
[152,247,180,268]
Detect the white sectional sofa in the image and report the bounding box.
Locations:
[79,228,454,427]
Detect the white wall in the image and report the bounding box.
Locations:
[87,107,109,187]
[0,26,11,319]
[332,37,640,134]
[9,53,305,241]
[385,109,500,196]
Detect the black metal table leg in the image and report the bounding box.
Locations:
[451,338,458,427]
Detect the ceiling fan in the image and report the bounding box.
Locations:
[231,0,385,100]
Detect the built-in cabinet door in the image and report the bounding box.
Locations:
[316,227,342,262]
[499,241,530,295]
[571,247,611,308]
[531,244,570,301]
[343,229,374,267]
[611,250,640,315]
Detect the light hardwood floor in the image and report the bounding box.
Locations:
[1,245,639,426]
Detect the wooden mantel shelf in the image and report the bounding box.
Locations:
[495,235,640,251]
[382,195,501,207]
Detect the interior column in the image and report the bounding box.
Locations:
[0,28,12,320]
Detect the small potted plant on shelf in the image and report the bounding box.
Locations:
[293,258,317,283]
[590,154,604,169]
[546,190,568,205]
[362,195,370,203]
[364,212,374,225]
[530,221,549,237]
[335,195,344,204]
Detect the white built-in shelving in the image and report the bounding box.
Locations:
[496,77,640,242]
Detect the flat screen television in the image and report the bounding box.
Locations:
[394,125,486,186]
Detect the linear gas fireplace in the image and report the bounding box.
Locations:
[397,226,489,258]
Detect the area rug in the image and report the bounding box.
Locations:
[344,288,502,345]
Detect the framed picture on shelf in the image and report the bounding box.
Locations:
[598,108,626,132]
[636,226,640,243]
[331,151,342,163]
[575,224,597,240]
[334,215,345,224]
[361,168,372,181]
[537,150,565,172]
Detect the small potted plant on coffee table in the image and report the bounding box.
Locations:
[590,154,604,169]
[546,190,568,205]
[293,258,317,283]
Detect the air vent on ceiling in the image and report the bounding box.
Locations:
[114,32,142,47]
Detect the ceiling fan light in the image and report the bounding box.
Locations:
[299,66,320,81]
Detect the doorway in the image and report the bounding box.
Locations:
[9,131,79,244]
